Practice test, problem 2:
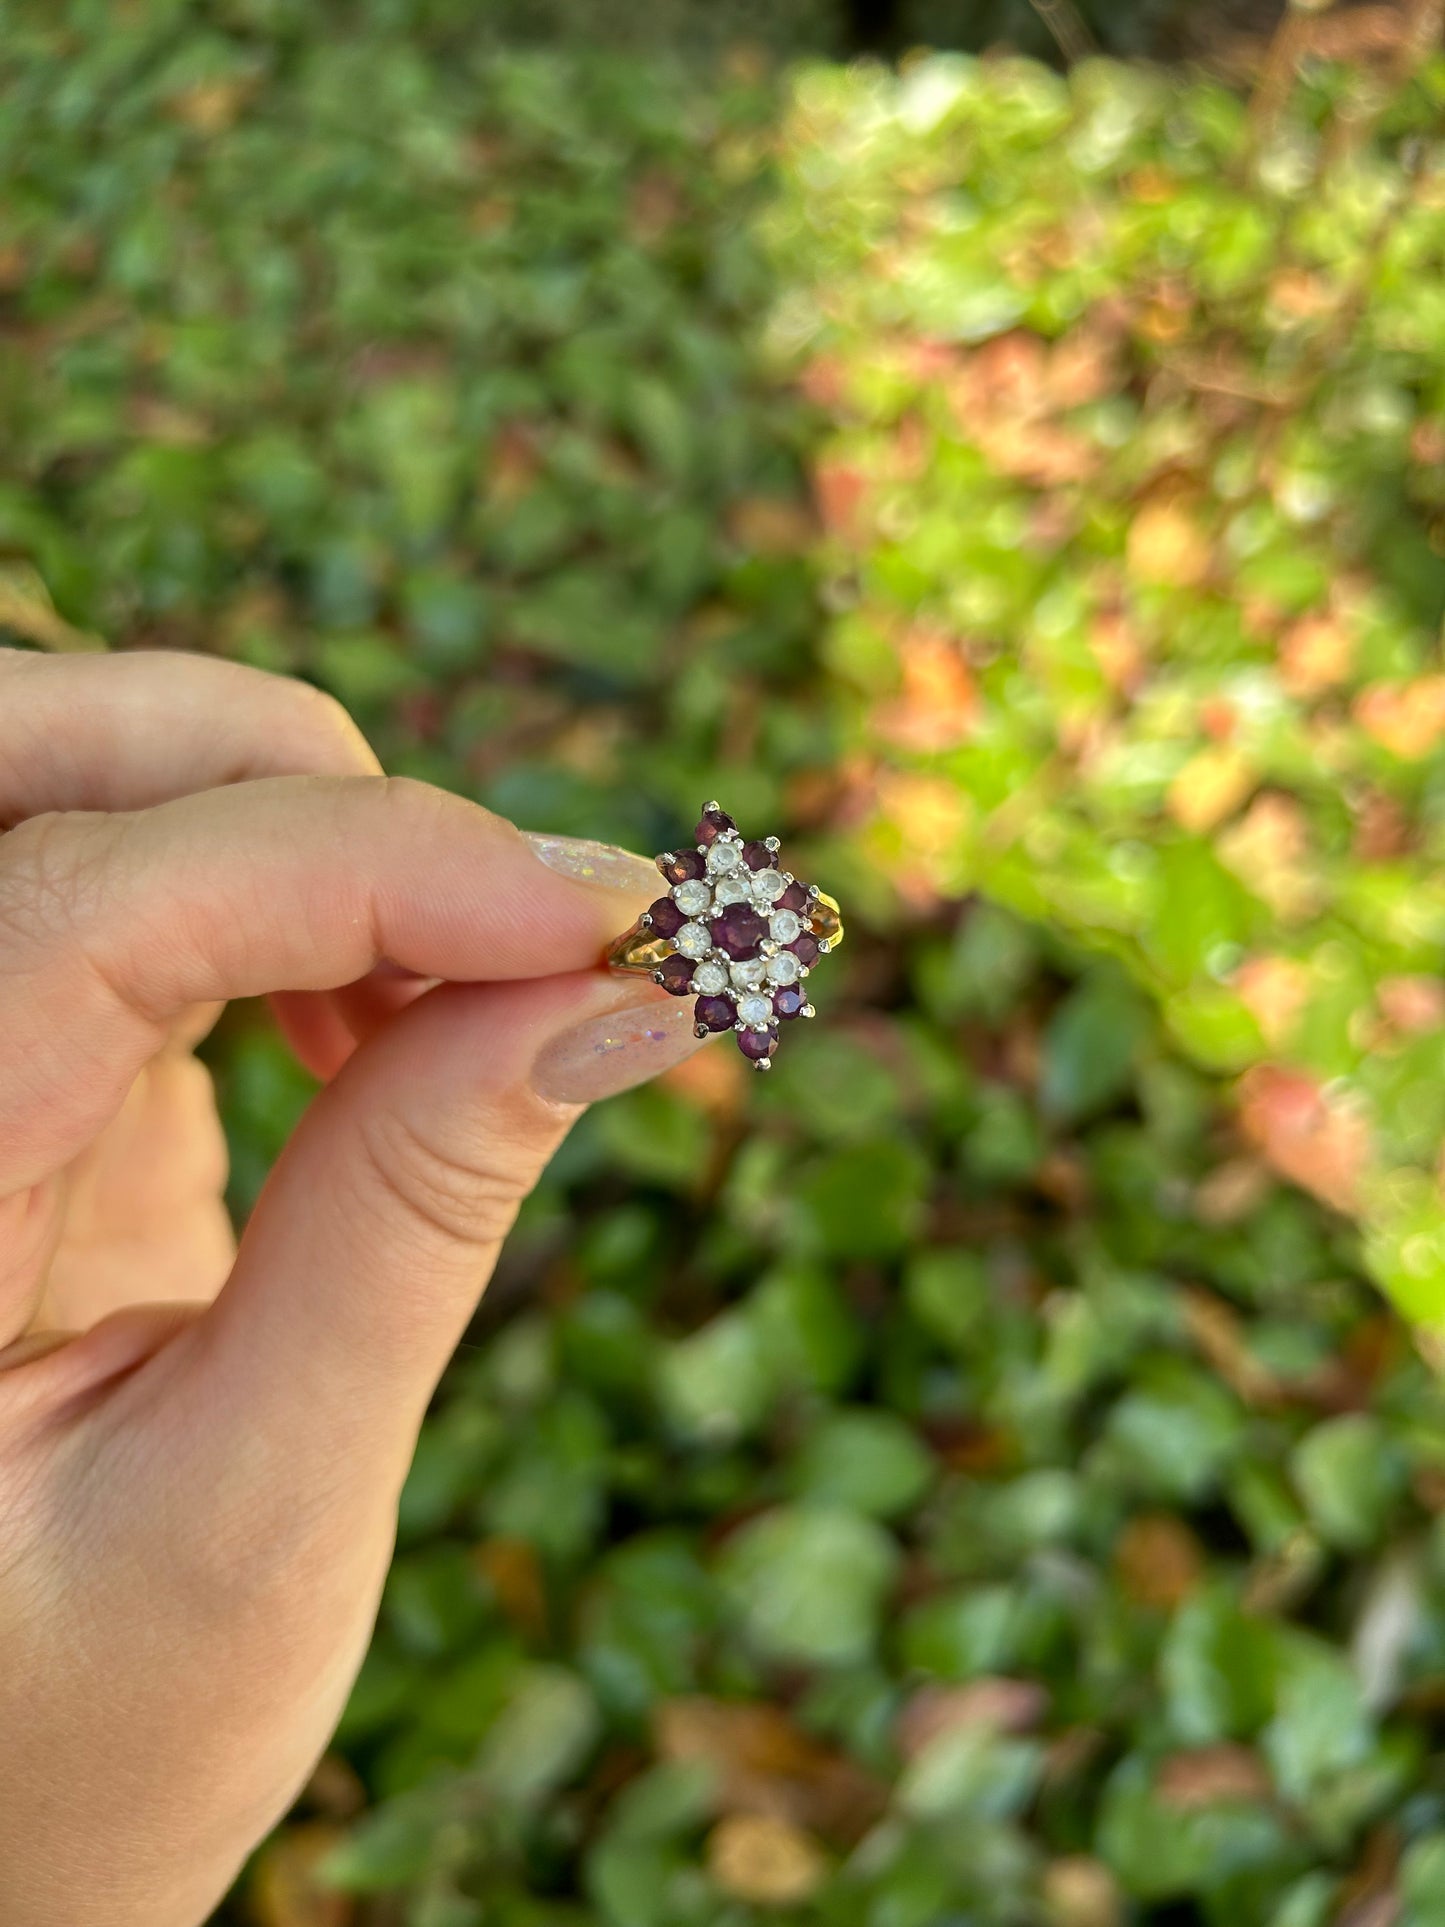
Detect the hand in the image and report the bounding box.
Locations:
[0,648,702,1927]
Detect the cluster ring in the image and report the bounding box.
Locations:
[605,801,843,1070]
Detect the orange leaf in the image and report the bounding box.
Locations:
[1156,1745,1272,1810]
[655,1698,884,1842]
[167,76,255,134]
[1168,745,1253,834]
[728,496,816,555]
[1194,1157,1272,1227]
[895,1678,1049,1761]
[1278,611,1355,697]
[799,354,849,409]
[1126,499,1211,589]
[815,456,868,537]
[1378,975,1445,1036]
[1181,1286,1281,1406]
[1355,676,1445,759]
[1237,1065,1370,1214]
[1114,1515,1203,1611]
[1042,1855,1122,1927]
[474,1536,549,1640]
[1233,955,1311,1049]
[1216,794,1321,923]
[1088,610,1147,696]
[706,1813,828,1906]
[876,626,978,753]
[662,1040,747,1120]
[485,422,542,501]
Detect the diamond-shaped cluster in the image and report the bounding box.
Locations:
[645,802,835,1069]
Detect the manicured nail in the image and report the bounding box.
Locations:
[524,832,660,896]
[531,992,709,1104]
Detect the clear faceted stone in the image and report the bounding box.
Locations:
[729,958,766,989]
[706,839,743,875]
[766,950,802,986]
[693,959,729,995]
[737,993,773,1027]
[675,921,712,960]
[769,908,802,944]
[751,869,786,905]
[711,873,751,906]
[673,878,712,916]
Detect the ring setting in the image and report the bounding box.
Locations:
[606,801,844,1070]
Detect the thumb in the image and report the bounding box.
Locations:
[186,969,706,1480]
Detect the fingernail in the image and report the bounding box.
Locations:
[524,831,660,897]
[531,992,709,1104]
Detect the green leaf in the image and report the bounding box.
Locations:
[659,1309,776,1444]
[1040,972,1149,1126]
[1291,1415,1405,1552]
[718,1505,900,1667]
[794,1138,930,1260]
[786,1408,936,1518]
[476,1665,600,1806]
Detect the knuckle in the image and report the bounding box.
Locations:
[373,771,504,839]
[0,809,119,950]
[355,1108,527,1255]
[288,682,377,774]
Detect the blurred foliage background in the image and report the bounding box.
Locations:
[13,2,1445,1925]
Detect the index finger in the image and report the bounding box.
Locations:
[0,775,659,1192]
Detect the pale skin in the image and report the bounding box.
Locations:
[0,647,705,1927]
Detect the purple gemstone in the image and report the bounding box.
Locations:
[741,839,776,872]
[791,934,821,967]
[779,879,809,912]
[696,807,736,845]
[648,897,686,937]
[694,994,736,1033]
[773,985,807,1020]
[713,904,767,959]
[737,1026,777,1061]
[656,955,695,996]
[660,849,705,885]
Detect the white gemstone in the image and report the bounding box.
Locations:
[738,994,773,1027]
[751,869,786,905]
[693,960,729,994]
[729,958,766,989]
[712,873,751,906]
[673,878,712,916]
[766,950,801,986]
[769,908,802,944]
[675,922,711,960]
[706,839,742,875]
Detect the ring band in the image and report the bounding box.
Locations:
[606,802,843,1070]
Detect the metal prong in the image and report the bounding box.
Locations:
[651,970,665,985]
[703,798,721,813]
[764,835,781,851]
[818,938,833,954]
[693,1023,709,1039]
[802,1003,816,1019]
[754,1056,773,1072]
[657,852,675,874]
[640,911,653,927]
[806,883,821,898]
